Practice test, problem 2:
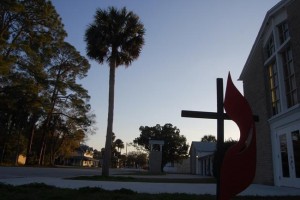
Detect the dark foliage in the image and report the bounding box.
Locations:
[0,0,94,166]
[134,123,189,170]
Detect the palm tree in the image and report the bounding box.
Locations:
[114,139,125,153]
[85,7,145,176]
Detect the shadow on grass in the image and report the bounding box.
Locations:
[0,183,299,200]
[66,175,216,184]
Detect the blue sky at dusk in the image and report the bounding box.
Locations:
[51,0,280,151]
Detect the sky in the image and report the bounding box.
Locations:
[51,0,280,152]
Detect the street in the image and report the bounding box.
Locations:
[0,166,103,179]
[1,166,300,196]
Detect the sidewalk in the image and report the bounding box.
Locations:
[1,176,300,196]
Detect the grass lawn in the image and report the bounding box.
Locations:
[0,183,299,200]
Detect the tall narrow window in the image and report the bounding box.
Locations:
[266,35,275,58]
[268,62,281,115]
[282,47,297,108]
[279,134,289,177]
[278,22,289,45]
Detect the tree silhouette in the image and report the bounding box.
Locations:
[134,123,189,170]
[201,135,217,142]
[114,139,124,153]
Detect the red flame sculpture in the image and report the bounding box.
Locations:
[219,74,256,200]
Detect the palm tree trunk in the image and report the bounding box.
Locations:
[102,62,116,176]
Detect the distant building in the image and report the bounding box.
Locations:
[239,0,300,187]
[163,158,190,174]
[57,145,99,167]
[189,142,216,176]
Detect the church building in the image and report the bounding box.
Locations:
[239,0,300,188]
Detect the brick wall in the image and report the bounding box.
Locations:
[242,38,274,185]
[287,0,300,103]
[239,0,300,186]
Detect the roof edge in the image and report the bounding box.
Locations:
[239,0,293,80]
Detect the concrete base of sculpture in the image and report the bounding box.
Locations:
[149,151,162,174]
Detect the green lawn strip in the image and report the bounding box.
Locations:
[66,175,216,183]
[0,183,299,200]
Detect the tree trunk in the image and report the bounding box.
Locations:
[25,127,34,165]
[38,67,61,165]
[102,62,116,176]
[1,143,6,163]
[38,131,47,165]
[14,130,21,166]
[49,129,59,166]
[25,116,38,165]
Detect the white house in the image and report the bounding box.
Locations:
[189,142,216,176]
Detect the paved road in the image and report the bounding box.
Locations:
[0,166,103,179]
[1,166,300,196]
[0,166,201,179]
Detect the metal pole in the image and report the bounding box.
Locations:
[216,78,224,200]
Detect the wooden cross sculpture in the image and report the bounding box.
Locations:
[182,73,258,200]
